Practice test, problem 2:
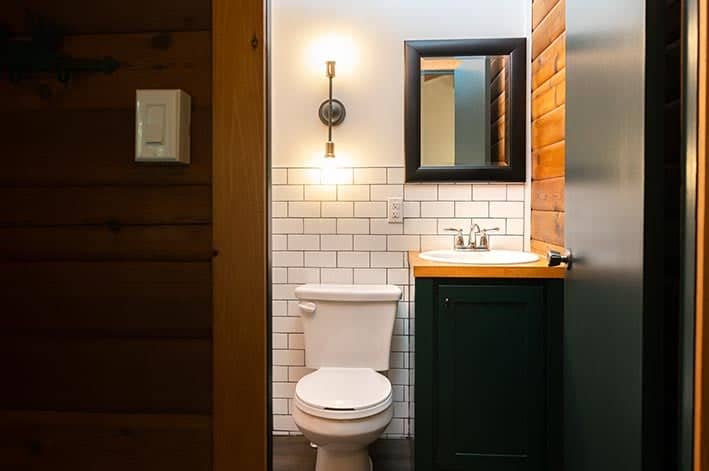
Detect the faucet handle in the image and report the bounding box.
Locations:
[482,227,500,233]
[444,228,465,250]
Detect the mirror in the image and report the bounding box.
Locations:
[405,38,526,182]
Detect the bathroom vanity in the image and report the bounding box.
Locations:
[410,252,564,471]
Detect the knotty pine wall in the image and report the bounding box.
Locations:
[490,56,508,165]
[0,2,213,469]
[530,0,565,253]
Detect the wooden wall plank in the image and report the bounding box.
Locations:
[532,33,566,90]
[533,0,561,30]
[0,262,211,337]
[0,338,211,412]
[0,109,211,186]
[532,0,566,59]
[490,67,507,100]
[531,0,565,253]
[213,0,267,468]
[4,0,211,34]
[532,106,565,149]
[491,92,507,122]
[0,411,211,471]
[0,186,210,226]
[531,177,565,211]
[532,68,566,119]
[0,32,211,111]
[531,210,565,247]
[530,239,565,257]
[532,141,565,180]
[0,225,212,261]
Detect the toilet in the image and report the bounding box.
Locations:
[292,284,402,471]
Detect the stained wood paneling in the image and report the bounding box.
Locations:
[531,1,565,252]
[0,109,211,186]
[530,239,565,257]
[532,68,566,119]
[0,32,211,111]
[5,0,211,34]
[532,0,561,30]
[532,105,565,149]
[531,177,565,212]
[0,186,210,226]
[532,33,566,89]
[490,68,507,100]
[0,262,211,337]
[0,225,211,261]
[0,411,211,471]
[531,210,564,247]
[533,141,565,180]
[532,0,565,59]
[213,0,267,468]
[0,337,211,412]
[1,0,214,468]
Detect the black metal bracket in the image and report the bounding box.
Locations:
[0,18,119,83]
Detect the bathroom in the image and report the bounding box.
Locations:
[0,0,705,470]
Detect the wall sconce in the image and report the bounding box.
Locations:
[318,61,346,158]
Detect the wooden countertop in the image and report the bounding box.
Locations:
[408,251,565,279]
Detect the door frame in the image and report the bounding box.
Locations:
[693,0,708,467]
[212,0,269,470]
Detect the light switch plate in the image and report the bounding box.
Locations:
[135,89,191,164]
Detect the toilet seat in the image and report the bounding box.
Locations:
[294,367,392,420]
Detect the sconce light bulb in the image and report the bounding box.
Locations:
[325,141,336,158]
[326,60,336,78]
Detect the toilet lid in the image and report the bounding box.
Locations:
[294,368,392,420]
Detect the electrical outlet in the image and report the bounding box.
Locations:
[388,197,403,223]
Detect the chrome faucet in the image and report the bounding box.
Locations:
[445,225,500,251]
[444,228,466,250]
[469,224,481,248]
[476,227,500,250]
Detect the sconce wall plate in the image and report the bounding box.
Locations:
[318,98,346,126]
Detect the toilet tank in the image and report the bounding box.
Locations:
[294,284,402,371]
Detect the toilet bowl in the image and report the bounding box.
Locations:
[293,367,393,471]
[292,284,402,471]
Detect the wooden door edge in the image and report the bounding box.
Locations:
[212,0,268,470]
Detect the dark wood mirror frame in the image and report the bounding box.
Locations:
[405,38,527,182]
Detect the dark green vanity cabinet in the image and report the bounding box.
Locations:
[415,278,563,471]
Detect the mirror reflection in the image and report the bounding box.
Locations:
[420,55,509,167]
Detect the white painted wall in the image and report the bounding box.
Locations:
[272,0,531,168]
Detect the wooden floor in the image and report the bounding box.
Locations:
[273,436,412,471]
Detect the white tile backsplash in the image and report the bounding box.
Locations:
[354,167,388,184]
[337,185,370,201]
[271,166,527,438]
[321,201,354,218]
[404,184,437,201]
[304,185,336,201]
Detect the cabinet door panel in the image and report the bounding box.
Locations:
[437,285,545,471]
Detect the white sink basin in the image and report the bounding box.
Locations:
[419,249,540,265]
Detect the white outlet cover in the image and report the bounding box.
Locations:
[387,197,403,224]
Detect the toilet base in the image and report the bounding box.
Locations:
[315,447,373,471]
[292,402,392,471]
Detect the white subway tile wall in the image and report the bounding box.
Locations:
[271,167,526,438]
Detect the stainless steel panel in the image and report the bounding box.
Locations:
[565,0,646,468]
